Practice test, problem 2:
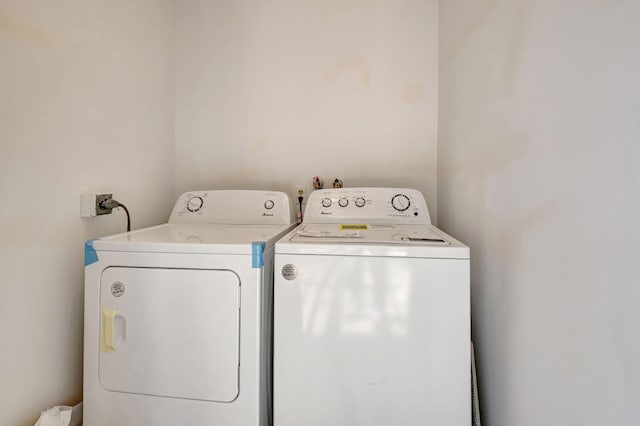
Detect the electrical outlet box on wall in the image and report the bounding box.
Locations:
[81,193,113,217]
[296,185,307,199]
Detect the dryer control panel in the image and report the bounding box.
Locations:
[304,188,431,225]
[169,190,295,225]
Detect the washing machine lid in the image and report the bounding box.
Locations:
[92,223,296,254]
[276,223,469,259]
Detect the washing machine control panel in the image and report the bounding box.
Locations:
[169,190,295,225]
[303,188,431,225]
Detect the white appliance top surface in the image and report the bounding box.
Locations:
[291,223,448,244]
[91,189,296,254]
[277,223,469,259]
[93,223,296,254]
[278,188,467,259]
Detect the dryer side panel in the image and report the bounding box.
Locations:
[99,267,240,402]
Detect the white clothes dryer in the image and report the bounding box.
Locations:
[274,188,470,426]
[84,190,296,426]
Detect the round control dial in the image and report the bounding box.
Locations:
[391,194,410,212]
[338,198,349,207]
[264,200,275,210]
[322,198,332,208]
[355,197,366,208]
[187,196,204,212]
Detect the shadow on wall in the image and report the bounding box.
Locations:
[441,0,530,95]
[439,1,542,421]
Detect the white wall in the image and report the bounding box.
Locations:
[175,0,439,217]
[0,2,175,424]
[8,2,637,424]
[439,1,640,425]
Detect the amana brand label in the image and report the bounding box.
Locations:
[281,264,298,281]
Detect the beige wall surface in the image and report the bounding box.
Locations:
[7,1,639,424]
[0,1,175,424]
[439,1,640,425]
[174,0,439,218]
[0,1,438,423]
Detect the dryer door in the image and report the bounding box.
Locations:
[98,267,240,402]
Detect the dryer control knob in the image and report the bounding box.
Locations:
[338,198,349,207]
[355,197,366,208]
[322,198,332,208]
[264,200,275,210]
[187,196,204,212]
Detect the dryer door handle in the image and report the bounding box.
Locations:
[102,309,126,352]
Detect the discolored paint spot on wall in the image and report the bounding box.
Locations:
[324,53,373,91]
[401,81,426,103]
[503,1,530,94]
[0,219,41,248]
[441,0,496,64]
[439,129,529,177]
[248,134,269,156]
[0,13,51,47]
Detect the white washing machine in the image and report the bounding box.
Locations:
[84,190,296,426]
[274,188,470,426]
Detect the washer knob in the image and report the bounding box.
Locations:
[186,196,204,212]
[322,198,332,208]
[391,194,411,211]
[338,198,349,207]
[264,200,275,210]
[355,197,366,208]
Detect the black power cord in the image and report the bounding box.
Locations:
[298,196,304,223]
[100,199,131,232]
